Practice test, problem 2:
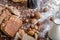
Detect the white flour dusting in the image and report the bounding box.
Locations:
[37,0,60,38]
[1,0,60,39]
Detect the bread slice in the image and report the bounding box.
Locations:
[1,15,22,37]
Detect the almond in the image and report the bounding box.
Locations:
[34,25,38,30]
[35,12,41,19]
[28,30,35,36]
[31,19,36,24]
[18,29,25,36]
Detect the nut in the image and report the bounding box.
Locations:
[49,17,54,21]
[34,25,38,30]
[32,29,36,32]
[35,12,42,19]
[30,13,35,18]
[27,28,32,31]
[31,19,36,24]
[30,25,34,29]
[28,30,35,36]
[18,29,25,36]
[43,8,48,12]
[23,18,29,23]
[27,14,30,18]
[33,29,39,34]
[25,19,29,23]
[37,21,42,26]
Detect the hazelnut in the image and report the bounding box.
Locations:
[35,12,42,19]
[28,30,35,36]
[31,19,36,24]
[30,25,34,29]
[34,25,38,30]
[30,13,35,18]
[43,8,48,12]
[23,18,29,23]
[27,28,32,31]
[25,19,29,23]
[50,17,54,21]
[37,21,42,26]
[18,29,25,36]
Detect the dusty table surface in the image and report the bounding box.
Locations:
[0,0,60,40]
